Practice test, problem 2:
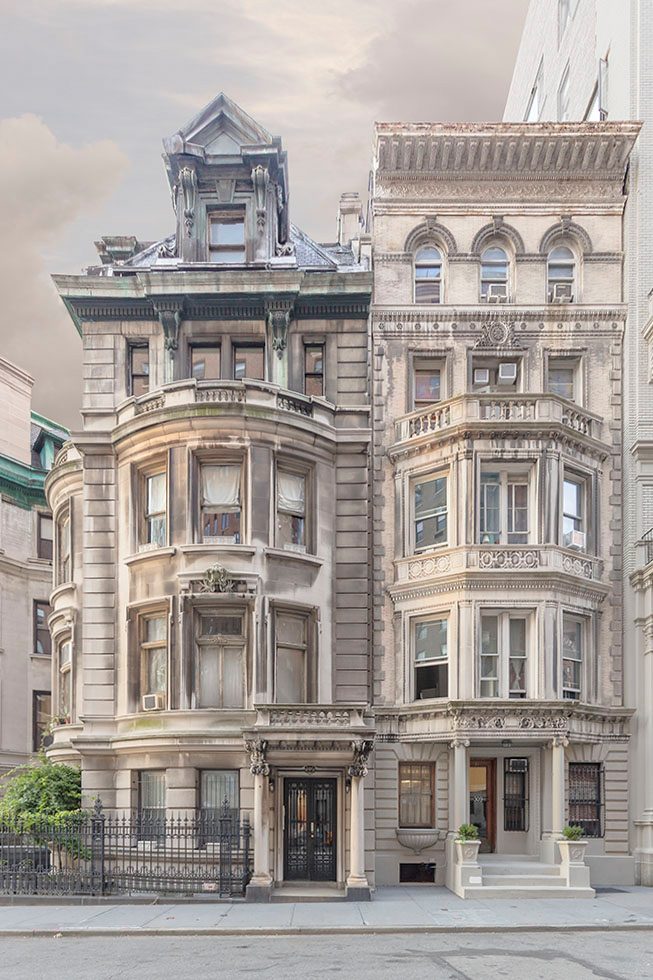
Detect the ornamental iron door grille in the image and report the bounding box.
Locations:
[0,799,251,898]
[283,777,337,882]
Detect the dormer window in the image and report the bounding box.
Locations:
[208,214,245,263]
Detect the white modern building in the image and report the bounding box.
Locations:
[505,0,653,887]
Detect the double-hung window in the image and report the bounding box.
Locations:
[138,771,166,841]
[398,763,435,828]
[143,472,166,549]
[32,691,51,752]
[479,613,528,698]
[58,639,72,720]
[37,514,53,560]
[304,344,324,397]
[479,469,529,545]
[233,344,264,381]
[129,343,150,397]
[413,474,447,551]
[547,246,575,303]
[34,600,52,656]
[139,614,167,709]
[208,215,245,263]
[413,619,448,700]
[199,770,240,842]
[562,614,583,699]
[275,611,313,703]
[195,613,245,709]
[413,359,442,409]
[562,475,586,549]
[190,344,221,381]
[276,468,306,552]
[57,511,71,584]
[548,358,579,402]
[200,464,241,543]
[569,763,603,837]
[480,247,509,302]
[414,246,442,304]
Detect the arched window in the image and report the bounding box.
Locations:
[414,246,442,304]
[547,245,575,303]
[480,246,509,302]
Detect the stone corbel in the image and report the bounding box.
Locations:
[266,306,293,358]
[252,165,269,229]
[245,738,270,776]
[179,166,197,238]
[348,739,374,778]
[153,299,185,353]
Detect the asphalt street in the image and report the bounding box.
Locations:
[0,931,651,979]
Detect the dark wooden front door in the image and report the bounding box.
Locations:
[283,778,337,881]
[469,759,496,853]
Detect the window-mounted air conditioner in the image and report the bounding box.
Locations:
[563,530,586,551]
[473,368,490,386]
[506,758,529,773]
[142,693,165,711]
[498,362,518,384]
[551,282,573,304]
[486,283,508,303]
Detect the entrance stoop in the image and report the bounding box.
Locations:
[461,855,595,899]
[271,883,347,903]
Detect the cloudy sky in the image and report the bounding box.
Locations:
[0,0,528,429]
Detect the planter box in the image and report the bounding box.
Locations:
[557,838,591,888]
[455,839,481,864]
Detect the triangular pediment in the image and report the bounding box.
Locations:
[167,92,274,157]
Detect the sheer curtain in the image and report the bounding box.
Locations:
[202,465,240,507]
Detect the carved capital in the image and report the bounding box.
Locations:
[245,738,270,776]
[348,738,374,778]
[551,735,570,749]
[450,737,470,750]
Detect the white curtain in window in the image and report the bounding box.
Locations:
[147,473,166,513]
[202,465,240,507]
[277,472,305,514]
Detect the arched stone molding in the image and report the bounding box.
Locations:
[405,219,458,256]
[471,217,525,257]
[539,218,593,255]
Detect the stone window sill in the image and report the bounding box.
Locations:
[125,546,176,566]
[264,547,324,569]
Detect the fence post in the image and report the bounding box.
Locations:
[242,815,251,895]
[90,797,105,896]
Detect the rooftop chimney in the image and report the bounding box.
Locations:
[337,192,363,246]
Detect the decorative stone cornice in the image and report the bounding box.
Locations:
[374,122,641,182]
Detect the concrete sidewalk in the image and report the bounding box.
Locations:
[0,886,652,936]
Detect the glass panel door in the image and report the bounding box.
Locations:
[469,759,496,853]
[283,778,337,881]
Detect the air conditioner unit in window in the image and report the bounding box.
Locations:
[498,362,518,384]
[473,368,490,386]
[506,758,528,773]
[142,693,165,711]
[486,283,508,303]
[552,282,573,303]
[563,530,586,551]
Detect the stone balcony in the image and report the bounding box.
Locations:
[391,544,605,595]
[392,393,604,456]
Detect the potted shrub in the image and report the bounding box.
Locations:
[455,823,481,864]
[558,823,588,860]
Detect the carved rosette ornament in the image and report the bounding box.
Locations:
[245,738,270,776]
[179,166,198,237]
[348,739,374,778]
[474,319,522,350]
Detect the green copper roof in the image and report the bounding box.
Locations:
[0,453,47,510]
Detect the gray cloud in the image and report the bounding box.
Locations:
[0,0,527,427]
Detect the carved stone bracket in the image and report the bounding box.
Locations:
[179,166,198,237]
[266,307,293,358]
[348,739,374,778]
[252,165,269,229]
[153,300,184,352]
[245,738,270,776]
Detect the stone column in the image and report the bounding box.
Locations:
[346,740,373,901]
[452,738,470,830]
[541,735,568,864]
[245,739,273,902]
[636,623,653,884]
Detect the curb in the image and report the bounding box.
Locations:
[0,923,651,938]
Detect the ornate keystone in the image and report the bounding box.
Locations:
[199,563,234,594]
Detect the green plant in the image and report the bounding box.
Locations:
[562,824,584,841]
[457,823,479,842]
[0,755,81,821]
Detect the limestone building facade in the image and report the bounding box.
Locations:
[0,357,67,775]
[45,95,374,900]
[369,120,639,894]
[504,0,653,888]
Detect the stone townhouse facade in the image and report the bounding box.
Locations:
[369,121,639,895]
[504,0,653,889]
[45,95,374,900]
[0,357,67,775]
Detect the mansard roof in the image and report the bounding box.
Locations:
[374,121,641,182]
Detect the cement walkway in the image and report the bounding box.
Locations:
[0,886,652,935]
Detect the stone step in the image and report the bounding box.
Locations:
[482,874,564,887]
[463,884,595,900]
[481,863,559,878]
[272,886,346,903]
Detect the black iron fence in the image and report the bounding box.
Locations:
[0,800,251,898]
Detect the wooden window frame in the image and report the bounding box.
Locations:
[32,690,51,752]
[128,341,150,397]
[273,608,316,704]
[57,637,73,722]
[197,456,244,545]
[303,342,325,397]
[561,612,585,700]
[412,616,449,702]
[37,512,53,561]
[138,609,169,708]
[478,465,532,546]
[190,342,222,381]
[232,342,265,382]
[207,211,246,264]
[275,461,311,554]
[398,762,435,829]
[193,609,247,709]
[412,357,444,410]
[411,471,448,554]
[55,508,71,585]
[33,599,52,656]
[478,611,530,699]
[413,245,443,305]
